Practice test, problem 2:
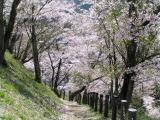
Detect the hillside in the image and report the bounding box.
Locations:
[0,52,62,120]
[0,0,160,120]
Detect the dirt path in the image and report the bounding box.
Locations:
[58,100,102,120]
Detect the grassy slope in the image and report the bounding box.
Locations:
[0,53,62,120]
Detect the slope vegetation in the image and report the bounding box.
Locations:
[0,52,62,120]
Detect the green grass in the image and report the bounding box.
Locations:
[0,52,62,120]
[136,108,154,120]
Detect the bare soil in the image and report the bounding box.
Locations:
[58,100,102,120]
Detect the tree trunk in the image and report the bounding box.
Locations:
[4,0,21,52]
[8,33,21,54]
[119,2,137,104]
[21,41,31,63]
[51,67,55,89]
[31,5,41,83]
[119,70,136,106]
[15,34,23,59]
[126,40,137,68]
[54,58,62,97]
[126,77,135,107]
[0,0,21,66]
[113,42,118,95]
[0,0,4,65]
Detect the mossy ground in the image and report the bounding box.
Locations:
[0,52,62,120]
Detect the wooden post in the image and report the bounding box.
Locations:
[87,93,90,105]
[77,94,80,103]
[76,94,79,103]
[82,92,85,104]
[88,93,90,105]
[85,92,88,104]
[104,94,109,117]
[94,92,96,109]
[69,91,71,101]
[63,90,65,100]
[79,93,82,104]
[120,100,127,120]
[128,108,137,120]
[112,96,118,120]
[90,93,92,107]
[89,93,92,107]
[91,92,94,109]
[76,94,78,103]
[87,93,89,104]
[92,93,95,109]
[75,95,77,102]
[83,90,87,104]
[60,90,62,98]
[94,93,98,112]
[99,94,103,114]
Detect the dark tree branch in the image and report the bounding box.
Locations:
[70,86,86,101]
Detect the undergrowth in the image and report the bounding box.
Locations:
[0,52,62,120]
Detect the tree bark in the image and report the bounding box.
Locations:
[54,58,62,97]
[119,70,136,106]
[119,2,137,106]
[8,33,21,54]
[113,40,118,95]
[47,50,55,89]
[31,5,41,83]
[4,0,21,51]
[21,41,31,63]
[0,0,21,66]
[126,40,137,68]
[0,0,5,65]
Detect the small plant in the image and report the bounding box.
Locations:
[131,96,143,108]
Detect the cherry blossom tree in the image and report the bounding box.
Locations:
[96,0,160,105]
